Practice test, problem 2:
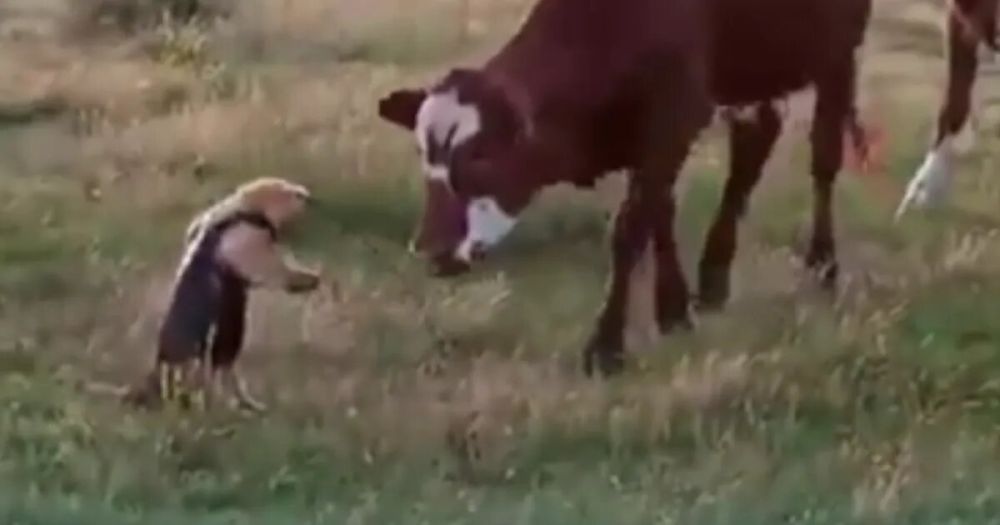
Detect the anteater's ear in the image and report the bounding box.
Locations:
[378,89,427,130]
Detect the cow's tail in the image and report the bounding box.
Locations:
[843,104,888,178]
[846,106,870,169]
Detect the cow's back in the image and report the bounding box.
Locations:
[709,0,871,104]
[485,0,707,118]
[474,0,871,176]
[482,0,870,113]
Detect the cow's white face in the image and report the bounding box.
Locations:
[416,89,482,181]
[414,89,516,267]
[378,69,532,276]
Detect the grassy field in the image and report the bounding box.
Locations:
[3,0,1000,523]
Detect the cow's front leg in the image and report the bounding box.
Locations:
[584,59,711,377]
[650,74,712,334]
[583,185,652,377]
[651,183,691,332]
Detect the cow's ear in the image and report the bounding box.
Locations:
[378,89,427,130]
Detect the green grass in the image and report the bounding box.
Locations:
[3,0,1000,522]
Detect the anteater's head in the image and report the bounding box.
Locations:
[233,177,312,228]
[378,69,536,277]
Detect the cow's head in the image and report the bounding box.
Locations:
[378,69,536,276]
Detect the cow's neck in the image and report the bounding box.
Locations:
[484,68,612,192]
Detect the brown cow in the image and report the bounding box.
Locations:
[379,0,873,377]
[897,0,999,217]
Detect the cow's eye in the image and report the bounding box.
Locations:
[449,166,485,197]
[449,171,470,195]
[465,140,488,161]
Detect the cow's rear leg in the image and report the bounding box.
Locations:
[697,102,782,310]
[807,58,856,289]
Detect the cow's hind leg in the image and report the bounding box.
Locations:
[697,102,782,310]
[807,57,856,289]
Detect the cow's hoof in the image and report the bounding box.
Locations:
[806,258,839,291]
[657,311,694,334]
[654,284,695,332]
[655,295,695,334]
[582,339,625,378]
[696,267,730,312]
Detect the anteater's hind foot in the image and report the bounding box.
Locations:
[123,361,212,412]
[121,368,168,410]
[217,368,267,413]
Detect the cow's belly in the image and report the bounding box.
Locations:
[708,0,838,105]
[709,61,814,106]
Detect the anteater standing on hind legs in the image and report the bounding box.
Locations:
[124,177,321,412]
